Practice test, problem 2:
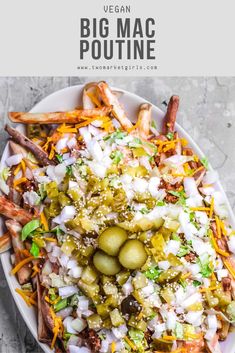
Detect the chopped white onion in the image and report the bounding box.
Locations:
[165,240,180,256]
[63,316,77,334]
[53,205,76,224]
[59,286,78,298]
[184,177,199,197]
[56,137,69,152]
[148,176,161,197]
[0,179,9,195]
[185,311,203,326]
[207,314,218,330]
[67,137,77,149]
[163,155,192,168]
[71,317,87,332]
[133,177,148,193]
[79,127,91,144]
[112,324,128,339]
[158,261,170,271]
[68,266,83,279]
[6,154,23,167]
[69,346,91,353]
[57,306,73,319]
[217,269,229,281]
[64,157,76,166]
[87,140,103,161]
[23,190,40,206]
[77,297,89,311]
[227,237,235,255]
[203,171,218,185]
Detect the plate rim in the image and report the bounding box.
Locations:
[1,83,235,353]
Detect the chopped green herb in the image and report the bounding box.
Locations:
[1,167,10,181]
[56,154,63,163]
[110,150,124,164]
[128,137,142,148]
[140,208,149,214]
[193,280,202,287]
[66,165,73,176]
[177,245,190,257]
[30,242,40,257]
[201,157,209,170]
[179,278,187,289]
[156,200,166,206]
[129,328,145,348]
[175,322,184,339]
[166,132,174,140]
[151,120,157,129]
[104,130,127,143]
[197,254,213,278]
[21,219,40,241]
[172,234,181,241]
[54,298,68,312]
[144,266,162,280]
[168,190,186,206]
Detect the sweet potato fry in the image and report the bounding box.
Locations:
[218,320,230,341]
[8,107,110,124]
[97,81,133,130]
[0,195,33,225]
[5,125,55,166]
[6,220,32,284]
[163,95,179,134]
[0,232,11,253]
[36,275,52,344]
[136,103,152,139]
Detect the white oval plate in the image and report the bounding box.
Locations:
[1,85,235,353]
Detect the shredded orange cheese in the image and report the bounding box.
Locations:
[219,220,227,236]
[13,177,27,188]
[86,91,101,107]
[21,159,26,175]
[215,216,222,238]
[181,272,191,279]
[57,123,77,134]
[15,288,37,307]
[162,335,177,341]
[44,237,57,243]
[192,165,204,176]
[155,349,186,353]
[11,256,35,275]
[209,196,214,218]
[40,211,49,231]
[199,285,220,293]
[50,309,63,349]
[31,264,40,278]
[209,229,229,257]
[184,332,202,339]
[190,207,210,212]
[124,336,136,351]
[13,163,21,176]
[111,342,116,353]
[49,145,55,160]
[223,259,235,279]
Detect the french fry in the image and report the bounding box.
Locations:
[0,195,33,225]
[8,107,111,124]
[0,232,11,253]
[36,275,53,344]
[97,81,133,130]
[5,125,55,166]
[136,103,152,139]
[163,95,179,134]
[6,220,32,284]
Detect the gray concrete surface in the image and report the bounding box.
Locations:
[0,77,234,353]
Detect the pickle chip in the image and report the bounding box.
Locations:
[118,239,147,270]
